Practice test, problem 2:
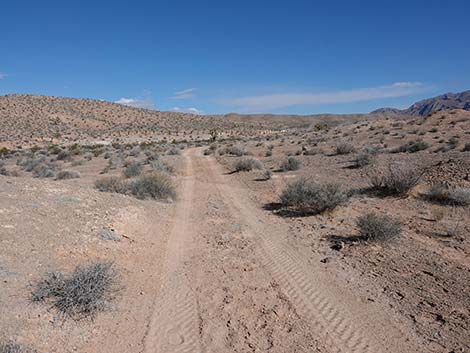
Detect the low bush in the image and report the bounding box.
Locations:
[280,178,347,214]
[32,163,57,178]
[369,163,423,195]
[426,183,470,206]
[356,212,403,241]
[123,161,143,178]
[335,140,355,155]
[392,140,430,153]
[95,176,129,194]
[262,169,273,180]
[129,171,176,200]
[56,170,81,180]
[281,157,301,171]
[234,158,263,172]
[353,151,374,168]
[462,143,470,152]
[0,342,38,353]
[32,262,119,320]
[150,160,174,174]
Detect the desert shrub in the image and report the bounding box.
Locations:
[0,342,37,353]
[392,140,430,153]
[447,137,459,149]
[0,160,8,176]
[18,156,46,172]
[83,152,93,161]
[234,158,263,172]
[222,145,247,156]
[262,169,273,180]
[103,152,113,159]
[32,163,57,178]
[56,170,80,180]
[369,163,423,195]
[462,143,470,152]
[150,160,174,174]
[353,150,375,168]
[281,157,301,171]
[95,176,129,194]
[167,147,181,155]
[128,146,141,157]
[129,172,176,200]
[203,148,213,155]
[335,140,355,155]
[426,183,470,206]
[56,149,72,161]
[356,213,403,241]
[123,161,143,178]
[32,262,118,320]
[265,149,273,157]
[280,178,347,214]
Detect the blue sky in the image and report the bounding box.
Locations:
[1,0,469,115]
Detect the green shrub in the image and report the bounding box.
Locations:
[356,213,403,241]
[280,178,347,214]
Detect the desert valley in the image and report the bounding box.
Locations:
[0,91,469,353]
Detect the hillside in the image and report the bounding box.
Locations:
[0,94,269,147]
[372,90,470,116]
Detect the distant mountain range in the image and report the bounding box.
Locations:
[371,90,470,116]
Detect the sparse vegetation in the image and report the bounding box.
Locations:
[123,160,143,178]
[280,178,347,214]
[56,170,80,180]
[369,163,423,195]
[234,158,263,172]
[392,140,430,153]
[0,342,37,353]
[280,157,301,171]
[32,262,119,320]
[426,183,470,206]
[356,212,403,241]
[129,171,176,200]
[335,140,355,155]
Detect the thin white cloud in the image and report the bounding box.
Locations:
[0,72,8,80]
[171,106,204,115]
[169,88,197,99]
[224,82,431,111]
[115,97,156,109]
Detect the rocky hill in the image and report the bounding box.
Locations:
[371,90,470,116]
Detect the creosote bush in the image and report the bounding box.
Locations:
[32,262,119,320]
[280,178,347,214]
[234,158,263,172]
[369,163,423,195]
[281,157,301,171]
[356,212,403,241]
[426,183,470,206]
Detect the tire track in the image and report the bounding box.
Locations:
[202,153,418,353]
[142,153,201,353]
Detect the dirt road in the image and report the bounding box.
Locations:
[141,148,421,353]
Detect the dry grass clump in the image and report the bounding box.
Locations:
[426,183,470,206]
[0,342,38,353]
[56,170,80,180]
[32,262,119,320]
[369,163,423,195]
[234,158,263,172]
[356,212,403,241]
[335,140,355,155]
[150,160,174,174]
[280,178,347,214]
[281,157,301,171]
[219,145,247,156]
[95,176,129,194]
